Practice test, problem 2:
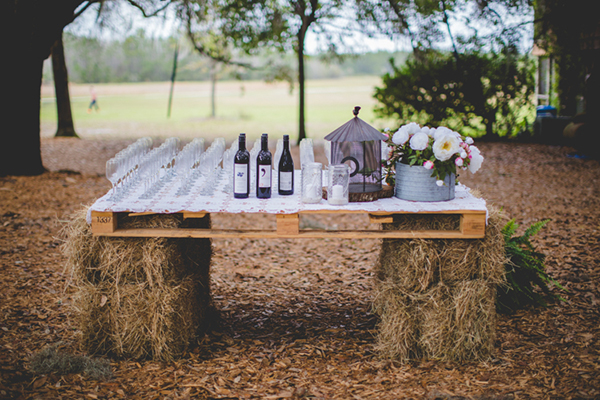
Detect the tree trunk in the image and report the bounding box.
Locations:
[297,26,307,145]
[0,0,86,177]
[2,51,46,176]
[52,32,78,138]
[210,59,217,118]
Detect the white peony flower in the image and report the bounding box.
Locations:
[460,150,468,159]
[433,135,460,161]
[433,126,454,141]
[392,127,410,145]
[468,145,484,173]
[465,136,474,145]
[436,180,444,187]
[421,126,435,137]
[423,160,434,170]
[455,157,464,167]
[381,142,392,160]
[405,122,421,135]
[409,131,430,151]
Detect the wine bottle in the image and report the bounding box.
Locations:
[233,133,250,198]
[278,134,294,195]
[256,133,272,198]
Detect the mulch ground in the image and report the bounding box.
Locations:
[0,138,599,399]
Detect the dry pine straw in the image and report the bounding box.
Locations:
[0,140,599,399]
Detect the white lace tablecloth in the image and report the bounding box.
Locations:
[87,169,487,224]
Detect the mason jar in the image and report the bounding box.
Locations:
[301,162,323,203]
[327,164,349,205]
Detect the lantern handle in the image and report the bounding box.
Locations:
[353,106,361,116]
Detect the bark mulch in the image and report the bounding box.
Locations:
[0,138,598,399]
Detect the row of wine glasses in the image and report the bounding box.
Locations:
[222,140,239,192]
[175,138,205,195]
[138,137,181,199]
[197,138,226,196]
[174,138,225,196]
[299,138,315,168]
[105,137,153,200]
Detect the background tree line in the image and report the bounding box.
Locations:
[43,30,409,84]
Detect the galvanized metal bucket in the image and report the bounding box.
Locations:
[394,162,455,202]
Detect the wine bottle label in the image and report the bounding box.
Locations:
[279,171,293,191]
[258,165,271,188]
[234,164,248,194]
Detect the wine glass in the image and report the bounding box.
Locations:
[106,159,119,197]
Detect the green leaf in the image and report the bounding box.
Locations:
[497,218,566,313]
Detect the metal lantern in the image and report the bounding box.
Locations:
[324,106,387,193]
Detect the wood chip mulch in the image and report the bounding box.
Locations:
[0,138,598,399]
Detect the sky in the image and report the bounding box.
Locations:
[67,1,533,55]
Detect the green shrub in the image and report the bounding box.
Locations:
[374,48,535,138]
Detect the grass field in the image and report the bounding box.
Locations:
[40,76,395,143]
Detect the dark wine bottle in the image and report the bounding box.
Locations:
[278,134,294,195]
[233,133,250,198]
[256,133,272,198]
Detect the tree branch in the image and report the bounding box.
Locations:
[127,0,172,18]
[72,1,97,21]
[440,0,460,64]
[183,6,253,69]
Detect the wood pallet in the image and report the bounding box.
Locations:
[91,209,486,239]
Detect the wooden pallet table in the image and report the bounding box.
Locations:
[91,208,486,239]
[82,171,495,361]
[89,170,487,239]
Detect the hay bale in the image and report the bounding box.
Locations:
[373,207,506,362]
[448,280,496,361]
[415,282,454,360]
[62,208,212,361]
[377,239,439,292]
[372,284,420,362]
[377,208,506,290]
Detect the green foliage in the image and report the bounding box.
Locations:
[373,48,536,138]
[29,344,113,380]
[43,31,409,84]
[497,219,566,313]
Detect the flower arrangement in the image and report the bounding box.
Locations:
[382,123,484,186]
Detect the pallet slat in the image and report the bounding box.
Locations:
[91,210,487,239]
[91,211,117,233]
[91,227,485,239]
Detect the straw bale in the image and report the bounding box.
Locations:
[373,207,506,362]
[377,239,439,292]
[437,208,506,285]
[448,279,497,361]
[376,207,506,291]
[382,214,461,232]
[415,282,454,360]
[62,208,212,360]
[372,284,420,362]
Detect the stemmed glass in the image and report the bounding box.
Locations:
[106,159,119,197]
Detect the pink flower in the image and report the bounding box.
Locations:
[455,157,464,167]
[423,160,434,170]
